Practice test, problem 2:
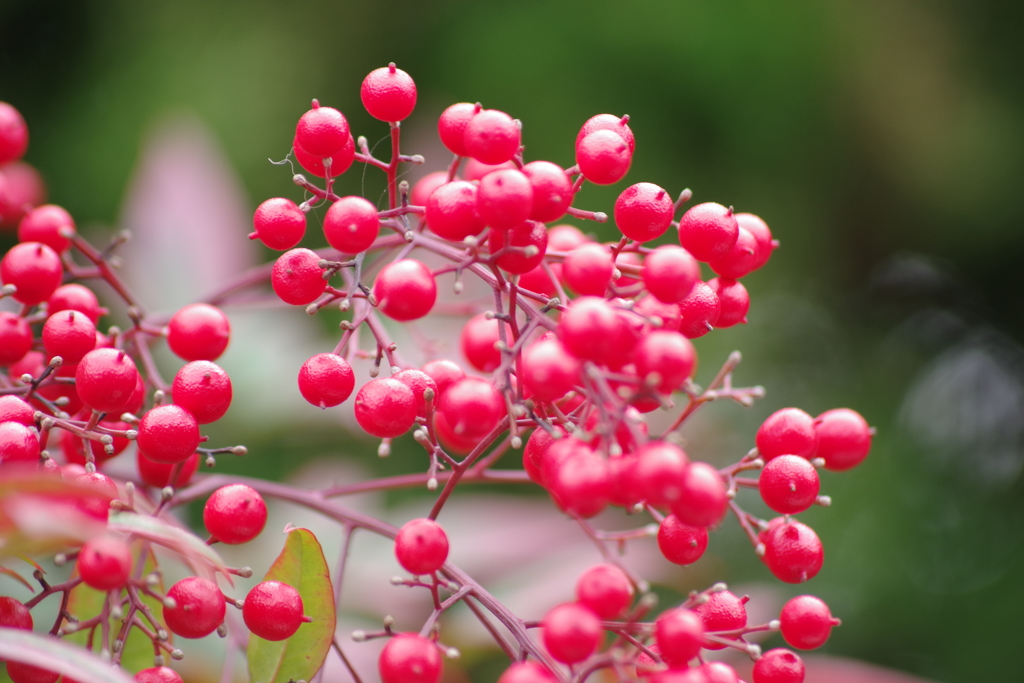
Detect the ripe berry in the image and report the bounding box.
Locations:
[42,310,96,365]
[361,64,417,122]
[752,649,805,683]
[563,243,613,296]
[655,608,704,667]
[762,520,823,583]
[1,241,63,306]
[814,408,872,471]
[497,661,558,683]
[0,421,39,466]
[477,168,533,230]
[0,311,33,366]
[74,471,118,520]
[522,160,574,223]
[737,213,776,269]
[463,158,516,181]
[643,245,700,304]
[0,161,44,227]
[47,283,106,324]
[395,518,449,574]
[6,662,59,683]
[615,183,673,242]
[243,580,305,641]
[707,278,749,328]
[373,259,437,321]
[378,633,441,683]
[460,312,504,373]
[521,338,580,403]
[678,203,739,262]
[293,132,355,178]
[701,662,742,683]
[134,667,184,683]
[438,377,504,443]
[0,102,29,165]
[709,226,759,279]
[250,197,306,251]
[420,359,465,399]
[425,180,486,241]
[172,361,232,424]
[657,514,709,566]
[167,303,231,361]
[488,220,548,274]
[392,369,438,418]
[297,353,354,409]
[271,249,326,306]
[204,483,267,544]
[323,196,380,254]
[354,377,417,438]
[576,564,633,619]
[137,405,200,464]
[633,330,696,394]
[0,597,32,630]
[550,450,611,518]
[678,281,721,339]
[163,576,226,639]
[137,450,199,489]
[295,103,350,158]
[548,224,590,250]
[559,296,634,367]
[577,114,635,154]
[464,109,520,165]
[671,462,728,528]
[438,102,479,156]
[576,129,631,185]
[77,535,132,591]
[759,455,820,514]
[691,590,748,650]
[630,440,689,509]
[634,296,682,334]
[433,409,478,455]
[75,348,139,415]
[779,595,840,650]
[18,204,75,253]
[411,171,448,207]
[0,395,34,426]
[542,602,601,664]
[756,408,817,461]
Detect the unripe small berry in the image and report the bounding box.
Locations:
[204,484,267,545]
[243,580,305,641]
[395,518,449,575]
[361,64,417,122]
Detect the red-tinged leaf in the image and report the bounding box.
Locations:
[0,628,137,683]
[0,473,109,557]
[17,554,46,573]
[247,528,336,683]
[107,510,229,583]
[0,566,32,590]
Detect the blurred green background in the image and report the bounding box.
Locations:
[3,1,1024,681]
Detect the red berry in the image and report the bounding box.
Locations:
[0,161,45,227]
[378,633,441,683]
[488,220,548,274]
[707,278,749,328]
[576,564,633,619]
[550,450,611,518]
[0,396,34,427]
[759,455,820,514]
[752,649,805,683]
[6,662,59,683]
[522,161,574,223]
[658,514,709,566]
[361,64,417,122]
[464,109,520,165]
[410,171,448,207]
[632,330,696,394]
[691,590,748,650]
[250,197,306,251]
[1,241,63,306]
[736,213,775,269]
[74,471,118,520]
[615,183,673,242]
[134,667,184,683]
[814,408,872,471]
[42,310,96,365]
[576,114,635,154]
[460,312,505,373]
[671,462,728,528]
[0,596,32,630]
[779,595,839,650]
[678,281,721,339]
[78,535,131,590]
[354,377,417,438]
[497,661,558,683]
[762,520,823,584]
[518,262,557,297]
[18,204,75,253]
[136,450,199,489]
[172,361,232,424]
[548,224,590,251]
[438,103,478,156]
[477,168,533,230]
[643,245,700,304]
[0,421,39,466]
[297,353,354,409]
[204,483,267,544]
[395,518,449,574]
[521,338,580,403]
[655,608,704,667]
[75,348,139,416]
[323,196,380,254]
[634,296,682,334]
[708,226,759,279]
[0,102,29,165]
[137,405,200,464]
[678,203,739,263]
[167,303,231,361]
[523,425,567,484]
[576,129,631,185]
[420,360,465,399]
[0,311,32,366]
[243,580,305,641]
[47,283,106,324]
[559,296,634,367]
[562,243,613,296]
[542,602,601,664]
[425,180,486,241]
[433,408,478,455]
[271,249,326,306]
[463,158,516,182]
[756,408,817,461]
[373,259,437,321]
[293,132,355,178]
[392,369,437,418]
[631,441,689,510]
[701,662,742,683]
[438,377,504,442]
[60,419,130,466]
[295,104,351,158]
[163,576,225,639]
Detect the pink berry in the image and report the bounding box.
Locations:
[521,338,580,403]
[814,408,871,471]
[756,408,817,461]
[354,377,417,438]
[559,296,634,367]
[678,202,739,262]
[709,226,759,279]
[167,303,231,362]
[463,158,516,182]
[373,259,437,321]
[47,283,106,324]
[271,248,326,306]
[0,311,33,366]
[323,196,380,254]
[134,667,184,683]
[250,197,306,251]
[42,310,96,365]
[378,633,441,683]
[1,241,63,306]
[678,281,721,339]
[576,129,631,185]
[488,220,548,274]
[630,440,689,509]
[137,451,199,489]
[736,213,775,269]
[542,602,601,664]
[392,369,437,418]
[464,109,520,165]
[395,518,449,575]
[460,312,505,373]
[708,278,749,328]
[522,160,574,223]
[172,361,232,424]
[0,102,29,165]
[438,102,479,156]
[643,245,700,303]
[701,662,742,683]
[634,296,682,334]
[420,360,464,399]
[548,224,590,251]
[295,103,351,158]
[562,243,613,296]
[163,576,225,639]
[759,455,820,514]
[761,520,823,584]
[424,180,486,242]
[243,580,305,641]
[576,113,635,154]
[410,171,448,207]
[576,564,633,619]
[550,450,611,518]
[437,377,504,443]
[477,168,533,230]
[361,64,416,122]
[0,395,34,426]
[779,595,839,650]
[632,330,696,394]
[657,514,709,566]
[691,590,748,650]
[497,661,558,683]
[78,535,132,590]
[671,462,728,528]
[655,608,704,667]
[18,204,75,253]
[75,348,140,416]
[297,353,354,409]
[293,132,355,178]
[137,405,200,464]
[752,649,805,683]
[0,421,40,465]
[204,483,267,545]
[615,182,673,242]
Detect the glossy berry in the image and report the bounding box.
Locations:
[137,405,200,464]
[438,377,504,443]
[779,595,840,650]
[0,421,39,465]
[672,462,728,528]
[756,408,817,461]
[167,303,231,361]
[378,633,441,683]
[323,195,380,254]
[630,440,689,509]
[643,245,700,304]
[814,408,872,471]
[678,202,739,262]
[497,661,558,683]
[562,243,613,296]
[762,520,823,584]
[464,109,520,165]
[0,102,29,164]
[420,359,465,399]
[576,129,631,185]
[295,103,351,158]
[271,249,326,306]
[163,576,226,639]
[18,204,75,253]
[615,183,673,242]
[1,241,63,306]
[425,180,485,241]
[576,114,635,154]
[708,278,749,328]
[657,514,709,566]
[411,171,448,207]
[655,608,704,667]
[0,311,33,366]
[460,313,505,373]
[550,450,611,518]
[354,377,417,438]
[297,353,354,408]
[75,348,139,415]
[373,259,437,321]
[438,102,479,156]
[42,310,96,365]
[172,361,232,424]
[701,662,742,683]
[5,662,59,683]
[0,597,32,630]
[243,580,305,641]
[542,602,601,664]
[361,64,417,121]
[737,212,775,269]
[633,330,696,394]
[137,451,199,489]
[691,590,749,650]
[134,667,184,683]
[47,283,106,324]
[488,219,548,274]
[678,281,721,339]
[250,197,306,251]
[78,535,132,591]
[395,518,449,574]
[709,226,759,279]
[0,395,34,426]
[293,132,355,178]
[392,369,437,418]
[204,484,267,544]
[559,296,633,367]
[522,160,574,222]
[576,564,633,619]
[759,455,820,514]
[477,168,533,230]
[521,338,580,403]
[753,649,805,683]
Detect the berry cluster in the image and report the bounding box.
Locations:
[0,61,873,683]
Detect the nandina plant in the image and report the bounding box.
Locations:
[0,64,869,683]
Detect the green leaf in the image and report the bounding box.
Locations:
[0,628,137,683]
[247,528,336,683]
